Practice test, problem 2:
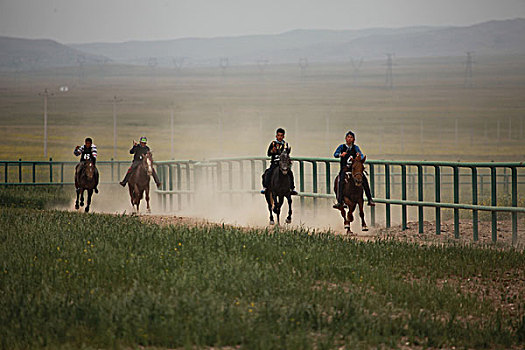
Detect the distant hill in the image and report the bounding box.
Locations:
[0,36,108,71]
[70,18,525,67]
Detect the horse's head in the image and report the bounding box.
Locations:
[348,154,366,187]
[84,160,95,180]
[143,151,154,176]
[279,147,292,175]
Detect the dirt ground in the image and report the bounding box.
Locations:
[140,214,525,250]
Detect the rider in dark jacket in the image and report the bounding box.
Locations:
[119,136,161,187]
[74,137,99,193]
[333,131,375,209]
[261,128,297,195]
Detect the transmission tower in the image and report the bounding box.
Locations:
[298,57,308,78]
[76,54,86,83]
[464,52,474,88]
[385,53,394,89]
[172,57,186,72]
[257,59,269,74]
[148,57,158,81]
[219,57,229,76]
[350,57,363,85]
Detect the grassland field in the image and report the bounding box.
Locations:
[1,54,525,163]
[0,185,524,349]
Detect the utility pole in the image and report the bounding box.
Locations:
[385,53,394,89]
[77,54,86,83]
[112,96,123,159]
[170,106,175,159]
[464,52,474,88]
[298,58,308,78]
[39,88,53,158]
[257,59,269,75]
[350,57,363,85]
[219,57,229,76]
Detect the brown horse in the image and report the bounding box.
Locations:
[75,160,98,213]
[127,151,154,214]
[333,154,368,234]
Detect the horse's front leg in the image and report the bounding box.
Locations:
[75,188,81,209]
[80,189,85,207]
[358,199,368,231]
[145,185,151,213]
[85,189,93,213]
[347,201,357,235]
[273,194,282,225]
[285,195,292,224]
[266,192,275,225]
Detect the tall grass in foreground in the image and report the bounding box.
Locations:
[1,206,524,349]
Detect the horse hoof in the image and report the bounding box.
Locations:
[85,207,90,213]
[80,202,84,207]
[146,209,151,214]
[270,220,275,225]
[285,218,292,224]
[75,204,79,210]
[362,226,369,232]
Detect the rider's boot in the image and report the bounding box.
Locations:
[120,172,130,187]
[290,188,298,196]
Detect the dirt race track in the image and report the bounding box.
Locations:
[140,214,525,249]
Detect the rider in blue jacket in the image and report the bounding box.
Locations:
[333,131,375,209]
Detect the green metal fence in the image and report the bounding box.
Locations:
[2,157,524,244]
[0,159,131,185]
[154,157,524,244]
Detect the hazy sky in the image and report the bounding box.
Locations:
[1,0,524,43]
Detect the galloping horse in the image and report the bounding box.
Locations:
[127,151,154,214]
[333,154,368,234]
[75,160,98,213]
[265,148,293,225]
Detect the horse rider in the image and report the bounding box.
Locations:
[333,130,375,209]
[119,136,161,187]
[261,128,298,195]
[74,137,99,193]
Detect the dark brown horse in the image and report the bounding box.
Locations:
[127,151,154,214]
[265,148,293,225]
[75,160,98,213]
[333,154,368,234]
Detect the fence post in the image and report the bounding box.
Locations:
[169,164,173,212]
[61,163,64,184]
[49,158,53,183]
[385,164,391,228]
[250,160,255,192]
[401,165,407,230]
[111,158,114,183]
[511,167,518,245]
[471,167,478,241]
[4,162,7,183]
[325,161,331,195]
[32,163,36,183]
[491,167,497,242]
[185,163,191,206]
[417,165,424,233]
[370,163,375,227]
[299,160,305,210]
[435,166,441,235]
[453,166,459,238]
[19,159,22,183]
[312,161,318,215]
[176,163,182,210]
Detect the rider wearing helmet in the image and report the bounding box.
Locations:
[333,131,375,209]
[119,136,161,187]
[74,137,99,193]
[261,128,298,195]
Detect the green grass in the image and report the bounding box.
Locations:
[0,185,71,209]
[0,187,524,349]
